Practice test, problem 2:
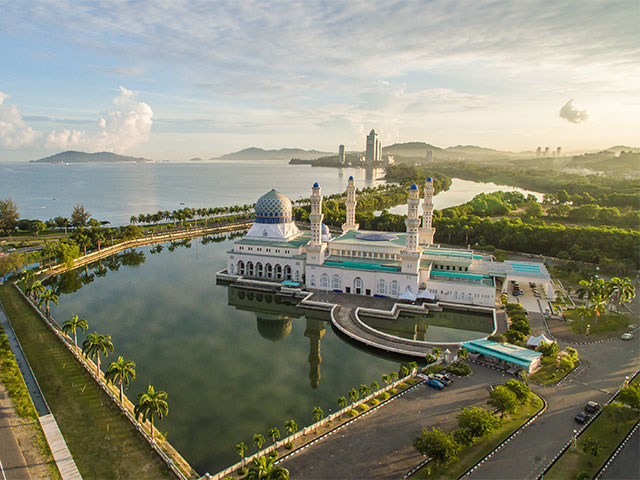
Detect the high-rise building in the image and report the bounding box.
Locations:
[536,146,542,157]
[556,146,562,157]
[544,147,550,157]
[338,144,345,164]
[365,129,381,162]
[426,150,433,162]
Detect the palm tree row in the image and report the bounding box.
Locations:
[19,272,170,442]
[575,276,635,314]
[129,204,255,228]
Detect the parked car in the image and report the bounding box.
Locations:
[584,401,600,414]
[429,373,452,385]
[621,333,634,340]
[425,378,444,390]
[442,373,455,383]
[574,412,592,424]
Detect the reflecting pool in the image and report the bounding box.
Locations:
[46,234,400,474]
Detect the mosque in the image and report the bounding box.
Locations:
[221,177,552,307]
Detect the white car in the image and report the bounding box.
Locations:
[621,333,634,341]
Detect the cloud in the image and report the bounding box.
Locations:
[100,65,144,77]
[45,86,153,151]
[559,99,589,123]
[0,92,40,148]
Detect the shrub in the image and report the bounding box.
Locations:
[349,409,359,417]
[505,329,526,344]
[445,362,471,377]
[359,404,370,412]
[389,388,398,394]
[378,392,390,401]
[487,334,506,343]
[370,398,380,406]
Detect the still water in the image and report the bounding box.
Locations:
[2,160,543,226]
[47,234,402,474]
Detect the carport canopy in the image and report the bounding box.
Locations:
[462,339,542,368]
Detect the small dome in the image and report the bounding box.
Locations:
[348,175,354,181]
[313,182,319,188]
[426,176,433,182]
[255,189,293,224]
[321,224,330,234]
[410,184,418,190]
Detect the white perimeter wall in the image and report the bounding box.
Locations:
[426,280,495,307]
[228,252,305,282]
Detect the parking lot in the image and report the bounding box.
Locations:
[280,367,508,479]
[506,279,549,314]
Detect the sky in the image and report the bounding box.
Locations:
[1,0,638,162]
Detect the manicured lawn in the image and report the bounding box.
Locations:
[545,378,640,480]
[411,394,544,479]
[530,356,575,385]
[0,285,172,480]
[564,309,630,335]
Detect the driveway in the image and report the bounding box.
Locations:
[280,368,507,479]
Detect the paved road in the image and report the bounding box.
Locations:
[600,426,640,480]
[280,368,507,479]
[466,335,640,479]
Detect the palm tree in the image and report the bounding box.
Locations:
[252,433,265,452]
[370,381,380,392]
[283,419,298,449]
[337,396,347,410]
[81,332,114,375]
[236,441,247,467]
[432,347,442,359]
[348,388,359,404]
[62,314,88,348]
[312,406,324,422]
[381,374,391,386]
[400,365,410,377]
[38,288,59,318]
[390,372,399,381]
[608,277,635,312]
[267,426,280,444]
[134,385,168,441]
[247,453,289,480]
[105,356,136,404]
[18,270,36,290]
[359,384,370,398]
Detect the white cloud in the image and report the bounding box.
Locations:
[45,86,153,152]
[559,99,589,123]
[0,92,40,148]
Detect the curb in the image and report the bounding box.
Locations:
[594,419,640,479]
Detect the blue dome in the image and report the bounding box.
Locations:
[348,175,354,181]
[410,184,418,190]
[321,224,330,234]
[255,189,293,224]
[426,176,433,182]
[313,182,319,188]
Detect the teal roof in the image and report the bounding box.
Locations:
[462,340,542,367]
[330,229,406,247]
[324,255,401,272]
[423,248,474,260]
[431,270,494,287]
[512,263,542,273]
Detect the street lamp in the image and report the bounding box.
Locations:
[572,429,578,450]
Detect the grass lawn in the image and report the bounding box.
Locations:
[545,377,640,480]
[0,285,172,480]
[530,356,575,385]
[564,309,630,335]
[411,394,544,479]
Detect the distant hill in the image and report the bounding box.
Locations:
[382,142,444,157]
[605,145,640,154]
[31,151,151,163]
[217,147,332,160]
[189,157,203,162]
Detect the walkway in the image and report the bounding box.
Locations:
[0,302,82,480]
[0,384,31,480]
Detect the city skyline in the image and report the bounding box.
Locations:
[1,0,638,162]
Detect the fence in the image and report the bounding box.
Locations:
[204,370,417,480]
[14,284,195,480]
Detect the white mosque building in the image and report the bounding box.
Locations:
[222,177,552,308]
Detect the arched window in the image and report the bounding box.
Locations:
[275,264,283,280]
[332,274,341,290]
[320,273,329,289]
[238,261,245,276]
[247,262,254,276]
[376,278,387,296]
[265,264,273,278]
[354,277,363,294]
[390,280,399,297]
[284,265,292,280]
[256,262,263,277]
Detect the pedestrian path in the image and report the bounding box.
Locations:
[0,301,82,480]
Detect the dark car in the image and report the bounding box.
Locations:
[425,378,444,390]
[574,412,592,424]
[585,401,600,413]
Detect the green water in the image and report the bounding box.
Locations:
[360,310,494,343]
[47,234,400,474]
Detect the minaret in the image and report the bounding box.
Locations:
[342,176,359,232]
[419,177,436,245]
[306,182,327,265]
[400,184,421,275]
[304,317,326,389]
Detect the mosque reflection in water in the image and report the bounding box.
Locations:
[226,286,327,389]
